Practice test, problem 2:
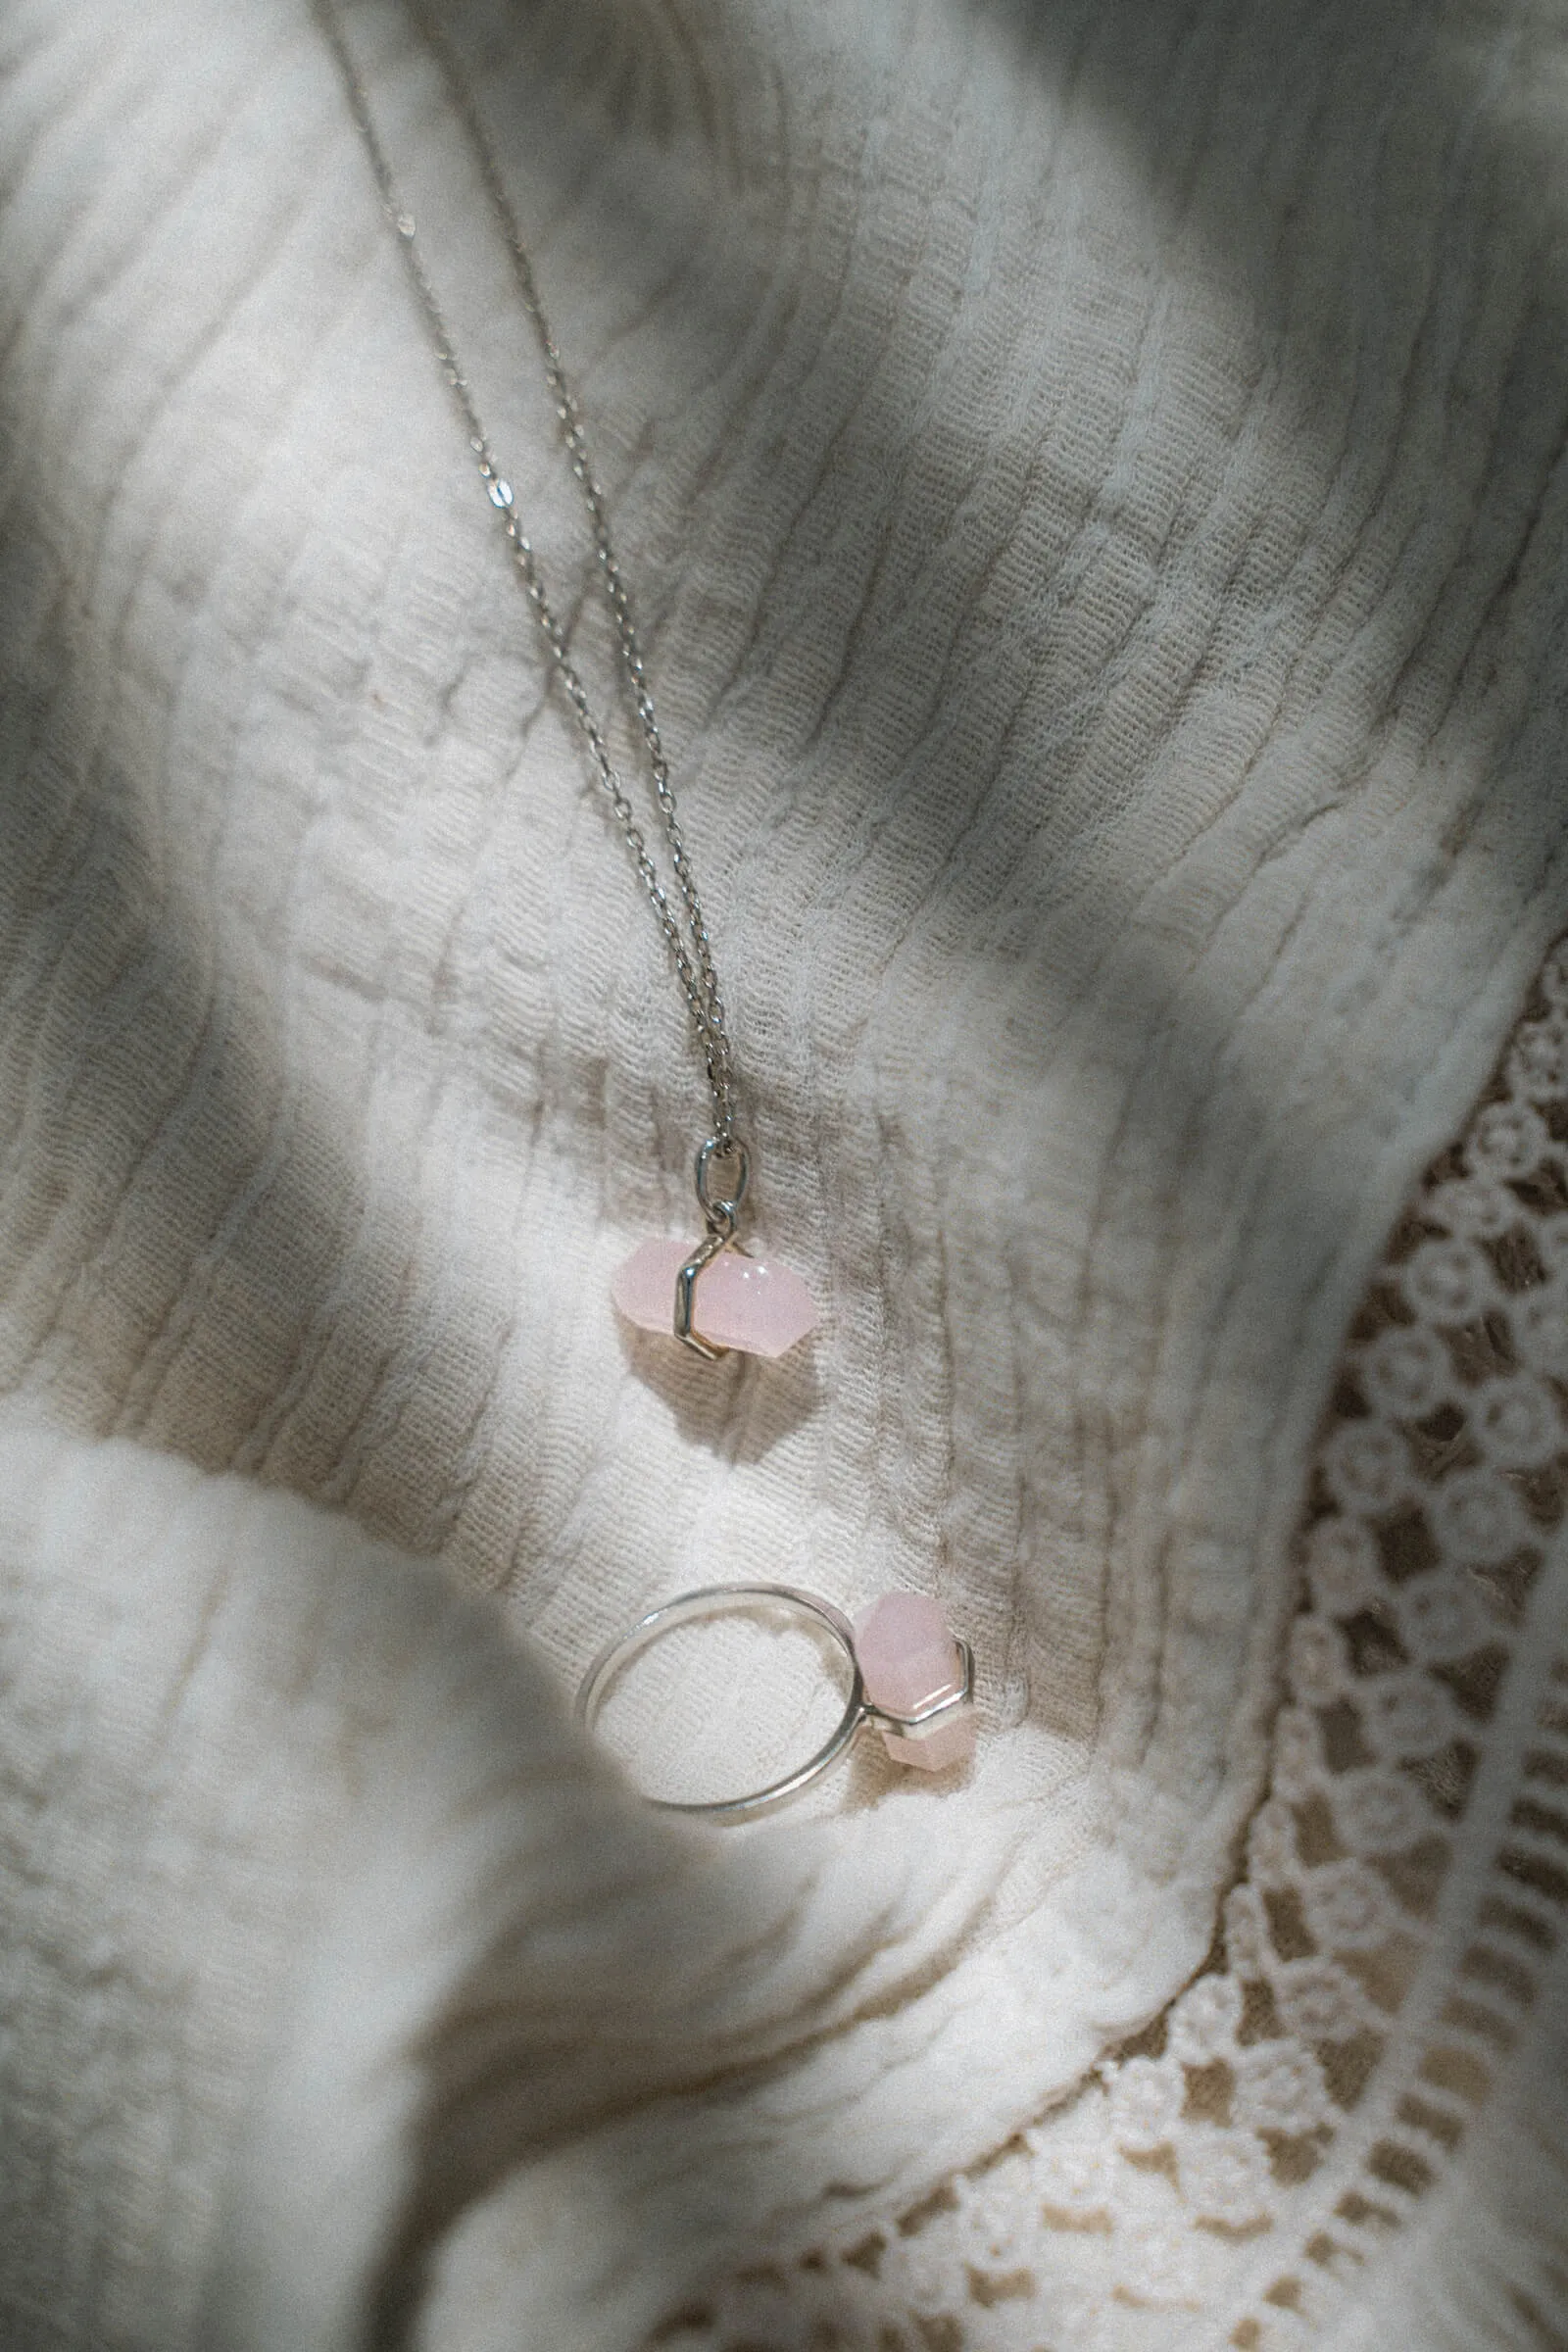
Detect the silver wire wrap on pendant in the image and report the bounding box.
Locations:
[575,1583,977,1822]
[674,1139,752,1358]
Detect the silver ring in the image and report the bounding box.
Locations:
[575,1582,974,1823]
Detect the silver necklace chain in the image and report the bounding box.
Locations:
[313,0,742,1162]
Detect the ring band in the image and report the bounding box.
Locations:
[575,1582,975,1822]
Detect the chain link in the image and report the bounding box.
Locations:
[312,0,740,1149]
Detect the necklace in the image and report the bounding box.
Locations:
[315,0,979,1807]
[314,0,817,1363]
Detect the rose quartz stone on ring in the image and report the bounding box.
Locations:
[612,1237,818,1357]
[853,1592,976,1771]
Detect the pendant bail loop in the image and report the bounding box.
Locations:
[695,1135,750,1236]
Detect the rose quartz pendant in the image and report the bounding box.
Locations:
[854,1592,976,1771]
[612,1237,818,1357]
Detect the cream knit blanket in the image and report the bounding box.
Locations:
[2,0,1566,2344]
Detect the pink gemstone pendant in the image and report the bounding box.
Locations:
[612,1237,818,1358]
[854,1592,977,1772]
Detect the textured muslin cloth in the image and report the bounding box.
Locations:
[1,0,1566,2345]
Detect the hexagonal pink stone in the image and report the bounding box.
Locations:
[854,1591,975,1772]
[612,1238,818,1357]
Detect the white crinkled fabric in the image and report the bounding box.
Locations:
[0,0,1566,2346]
